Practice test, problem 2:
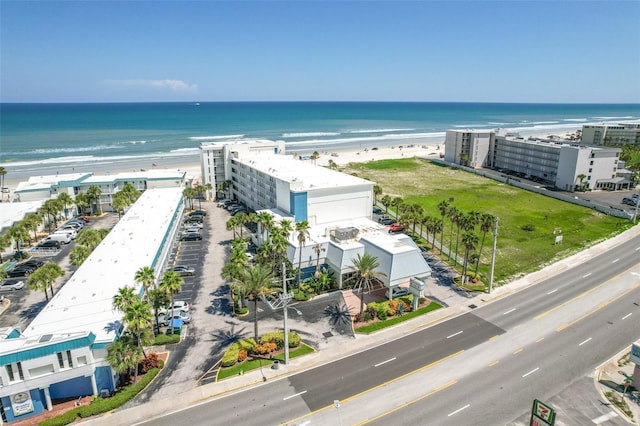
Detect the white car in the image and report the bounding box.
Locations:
[391,287,409,298]
[158,300,190,315]
[159,310,191,326]
[0,280,25,292]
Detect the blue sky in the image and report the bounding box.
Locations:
[1,1,639,103]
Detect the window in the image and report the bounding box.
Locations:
[57,352,64,368]
[77,356,87,366]
[5,365,14,382]
[67,351,73,368]
[590,161,594,165]
[29,364,54,378]
[17,362,24,380]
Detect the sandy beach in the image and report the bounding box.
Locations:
[1,127,581,198]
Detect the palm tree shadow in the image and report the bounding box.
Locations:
[323,302,355,337]
[20,300,47,321]
[206,284,233,316]
[197,323,248,373]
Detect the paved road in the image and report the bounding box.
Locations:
[131,231,640,426]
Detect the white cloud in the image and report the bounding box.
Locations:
[103,79,198,92]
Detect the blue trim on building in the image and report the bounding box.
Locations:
[49,375,93,399]
[289,192,308,222]
[0,333,95,365]
[95,365,115,393]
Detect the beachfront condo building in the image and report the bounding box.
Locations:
[581,123,640,146]
[444,130,627,192]
[443,130,494,168]
[200,139,431,294]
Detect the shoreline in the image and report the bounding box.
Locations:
[0,127,581,196]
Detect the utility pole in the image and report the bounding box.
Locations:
[634,197,639,224]
[488,216,499,294]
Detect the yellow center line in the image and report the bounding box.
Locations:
[488,360,500,367]
[535,268,633,320]
[556,282,640,332]
[536,337,544,343]
[489,335,500,341]
[355,380,457,426]
[513,348,524,355]
[281,350,464,426]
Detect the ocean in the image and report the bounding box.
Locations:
[1,102,639,179]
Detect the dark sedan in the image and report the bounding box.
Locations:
[180,232,202,241]
[8,265,37,277]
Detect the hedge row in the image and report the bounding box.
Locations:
[40,367,161,426]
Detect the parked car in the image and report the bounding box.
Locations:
[76,216,91,222]
[391,287,409,298]
[8,265,37,277]
[180,232,202,241]
[380,218,396,225]
[189,210,207,217]
[622,197,638,206]
[44,233,72,244]
[37,240,61,249]
[65,220,85,229]
[377,215,391,223]
[372,207,383,215]
[388,223,405,233]
[172,265,195,276]
[184,221,203,229]
[158,300,190,314]
[60,222,82,230]
[20,259,46,269]
[216,199,231,207]
[185,216,203,223]
[159,310,192,326]
[0,280,25,291]
[184,225,201,234]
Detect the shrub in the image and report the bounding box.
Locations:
[139,353,161,373]
[253,342,277,355]
[260,331,284,349]
[221,343,240,367]
[376,307,388,321]
[153,334,180,345]
[292,289,310,301]
[235,307,248,315]
[237,348,248,362]
[362,311,373,322]
[239,338,256,351]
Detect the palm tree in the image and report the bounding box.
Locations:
[112,192,130,218]
[194,184,207,208]
[391,196,404,219]
[310,151,320,165]
[235,212,249,238]
[113,286,138,314]
[312,243,326,276]
[455,213,474,261]
[256,211,274,243]
[183,187,197,210]
[0,166,6,193]
[279,219,293,241]
[437,200,449,256]
[40,199,63,231]
[348,253,386,315]
[231,264,277,340]
[158,270,184,334]
[134,266,156,302]
[295,220,310,285]
[447,206,461,261]
[121,182,141,203]
[22,213,42,245]
[7,224,29,252]
[69,245,91,266]
[0,234,11,262]
[123,300,153,381]
[381,195,392,214]
[75,229,103,250]
[74,193,90,216]
[57,192,74,219]
[327,159,337,170]
[373,185,383,204]
[106,334,142,384]
[27,262,65,301]
[226,215,239,239]
[474,214,495,277]
[86,185,103,215]
[461,232,479,284]
[576,173,587,191]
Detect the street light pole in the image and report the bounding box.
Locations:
[488,216,499,294]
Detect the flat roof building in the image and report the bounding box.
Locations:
[581,123,640,146]
[0,188,184,423]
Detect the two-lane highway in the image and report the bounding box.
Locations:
[134,232,640,426]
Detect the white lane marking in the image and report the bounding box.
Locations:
[447,404,470,417]
[579,337,592,346]
[612,258,619,263]
[283,390,307,401]
[547,289,558,295]
[592,411,618,423]
[375,357,397,367]
[583,272,592,278]
[503,308,516,315]
[299,422,311,426]
[635,246,640,251]
[522,367,540,378]
[447,331,463,339]
[622,313,632,320]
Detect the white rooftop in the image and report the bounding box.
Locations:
[80,168,186,184]
[23,187,184,344]
[0,200,45,233]
[15,173,92,193]
[236,154,372,191]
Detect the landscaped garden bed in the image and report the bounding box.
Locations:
[354,295,443,334]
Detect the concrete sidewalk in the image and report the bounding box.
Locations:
[84,224,640,425]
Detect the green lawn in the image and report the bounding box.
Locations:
[344,158,633,285]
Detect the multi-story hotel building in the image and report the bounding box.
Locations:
[581,123,640,146]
